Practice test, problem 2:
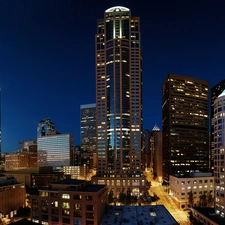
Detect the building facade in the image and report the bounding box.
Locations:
[62,166,88,180]
[37,133,73,170]
[94,6,145,197]
[5,153,35,171]
[162,74,209,181]
[214,90,225,217]
[211,80,225,169]
[0,176,26,218]
[170,172,214,209]
[5,141,38,171]
[30,179,108,225]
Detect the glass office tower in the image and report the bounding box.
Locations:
[80,103,96,153]
[162,74,209,182]
[37,134,73,169]
[214,90,225,217]
[211,80,225,169]
[93,6,145,197]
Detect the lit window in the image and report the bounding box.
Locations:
[62,194,70,199]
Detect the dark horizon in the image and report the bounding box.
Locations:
[1,0,225,152]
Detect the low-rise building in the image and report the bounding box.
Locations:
[30,179,108,225]
[5,140,37,171]
[4,167,65,189]
[170,172,214,209]
[0,175,26,218]
[192,207,225,225]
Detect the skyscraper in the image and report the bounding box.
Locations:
[92,6,145,197]
[80,103,96,153]
[214,90,225,217]
[150,125,162,182]
[162,74,209,182]
[0,88,2,161]
[211,79,225,169]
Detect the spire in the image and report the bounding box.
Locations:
[152,124,160,131]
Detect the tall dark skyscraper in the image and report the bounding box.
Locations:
[92,6,146,197]
[210,79,225,169]
[0,88,1,159]
[162,74,209,182]
[80,103,96,153]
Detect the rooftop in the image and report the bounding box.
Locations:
[53,179,87,185]
[170,171,213,179]
[39,180,106,193]
[10,218,41,225]
[0,177,19,186]
[77,184,106,192]
[100,206,178,225]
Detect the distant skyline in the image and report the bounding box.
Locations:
[1,0,225,152]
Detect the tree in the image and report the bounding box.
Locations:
[188,190,194,208]
[207,191,214,207]
[199,193,207,207]
[152,193,160,203]
[118,190,126,204]
[108,189,114,204]
[15,206,30,218]
[126,191,132,205]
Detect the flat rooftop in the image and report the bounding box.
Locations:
[53,179,87,185]
[100,206,178,225]
[77,184,106,192]
[10,218,41,225]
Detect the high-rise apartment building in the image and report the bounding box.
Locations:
[92,6,145,197]
[211,79,225,169]
[162,74,209,182]
[214,90,225,217]
[80,103,96,153]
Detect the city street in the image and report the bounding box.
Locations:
[145,172,190,225]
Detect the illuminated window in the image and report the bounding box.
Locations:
[62,194,70,199]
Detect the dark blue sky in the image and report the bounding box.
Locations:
[1,0,225,152]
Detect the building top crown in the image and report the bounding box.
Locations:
[152,124,160,131]
[218,90,225,98]
[105,6,130,13]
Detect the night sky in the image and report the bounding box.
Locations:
[1,0,225,152]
